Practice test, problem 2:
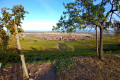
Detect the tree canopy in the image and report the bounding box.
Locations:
[53,0,120,32]
[0,5,28,45]
[0,5,28,34]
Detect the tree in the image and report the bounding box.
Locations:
[53,0,120,60]
[0,5,29,78]
[0,5,28,46]
[18,27,24,33]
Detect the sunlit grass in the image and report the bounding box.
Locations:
[0,36,120,64]
[20,39,58,51]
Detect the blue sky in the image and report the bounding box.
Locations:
[0,0,119,31]
[0,0,74,31]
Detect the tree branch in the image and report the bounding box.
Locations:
[114,13,120,18]
[92,21,101,28]
[110,13,113,22]
[102,0,118,26]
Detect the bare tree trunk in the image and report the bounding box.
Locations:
[96,26,98,56]
[14,18,29,78]
[99,27,103,60]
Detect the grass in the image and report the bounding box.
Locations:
[20,39,58,51]
[55,58,73,72]
[0,36,120,71]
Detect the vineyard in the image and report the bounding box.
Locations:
[0,33,120,79]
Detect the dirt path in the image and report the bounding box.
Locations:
[56,41,65,53]
[27,62,57,80]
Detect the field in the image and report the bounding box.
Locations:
[0,32,120,80]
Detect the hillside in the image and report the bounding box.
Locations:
[57,54,120,80]
[0,54,120,80]
[0,33,120,80]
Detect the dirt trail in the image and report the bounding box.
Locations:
[56,41,65,53]
[27,62,57,80]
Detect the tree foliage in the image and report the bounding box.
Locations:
[0,5,28,46]
[18,27,24,33]
[53,0,120,32]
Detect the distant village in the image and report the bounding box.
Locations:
[20,33,94,41]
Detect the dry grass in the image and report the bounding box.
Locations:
[57,54,120,80]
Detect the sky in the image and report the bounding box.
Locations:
[0,0,119,31]
[0,0,74,31]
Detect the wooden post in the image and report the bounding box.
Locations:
[14,18,29,78]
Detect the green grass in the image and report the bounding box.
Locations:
[20,39,58,51]
[0,36,120,66]
[55,58,73,72]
